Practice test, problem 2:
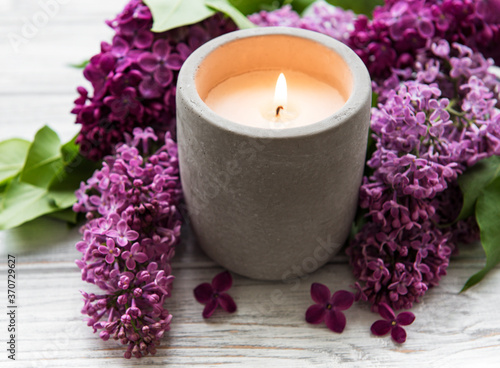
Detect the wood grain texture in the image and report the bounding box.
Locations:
[1,1,499,367]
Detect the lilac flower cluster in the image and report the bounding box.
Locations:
[74,128,182,358]
[71,0,500,348]
[252,1,500,312]
[377,40,500,104]
[72,0,236,160]
[348,0,500,80]
[347,41,500,310]
[249,3,356,44]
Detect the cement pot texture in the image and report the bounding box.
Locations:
[176,27,371,280]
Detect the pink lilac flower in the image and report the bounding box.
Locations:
[305,283,354,333]
[248,5,301,27]
[193,271,237,318]
[370,303,415,343]
[249,3,356,44]
[98,238,121,264]
[121,242,148,270]
[108,220,139,247]
[299,1,356,44]
[75,129,182,358]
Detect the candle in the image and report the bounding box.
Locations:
[177,27,371,280]
[205,70,346,128]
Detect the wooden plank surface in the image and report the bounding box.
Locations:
[0,1,499,367]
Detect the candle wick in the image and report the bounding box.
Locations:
[276,106,284,117]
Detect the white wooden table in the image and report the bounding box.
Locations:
[0,1,499,367]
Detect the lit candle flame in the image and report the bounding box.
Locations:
[274,73,287,116]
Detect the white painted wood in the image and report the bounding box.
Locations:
[0,1,499,367]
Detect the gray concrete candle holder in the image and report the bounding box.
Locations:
[177,27,371,280]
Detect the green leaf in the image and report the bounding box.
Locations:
[461,176,500,292]
[20,126,63,188]
[363,128,376,176]
[69,59,89,69]
[46,134,85,208]
[0,182,6,198]
[0,154,97,230]
[0,179,58,230]
[48,207,78,224]
[48,153,100,209]
[60,135,80,165]
[0,128,99,230]
[350,207,368,241]
[1,215,79,254]
[457,155,500,222]
[371,92,379,108]
[228,0,283,14]
[326,0,383,16]
[144,0,216,32]
[292,0,317,14]
[0,138,30,185]
[205,0,256,29]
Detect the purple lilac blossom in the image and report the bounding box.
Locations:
[72,0,236,160]
[193,271,237,318]
[250,5,498,313]
[348,0,500,81]
[376,40,499,104]
[347,42,500,311]
[305,283,354,333]
[73,0,500,347]
[249,3,356,45]
[75,128,182,358]
[370,302,415,343]
[74,1,357,161]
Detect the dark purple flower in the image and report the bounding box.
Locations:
[193,271,237,318]
[476,0,500,23]
[110,36,134,72]
[370,303,415,343]
[346,0,500,81]
[104,87,144,120]
[138,75,164,99]
[72,86,88,111]
[138,40,183,83]
[73,1,236,160]
[349,215,455,310]
[83,52,115,99]
[305,283,354,333]
[109,70,142,95]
